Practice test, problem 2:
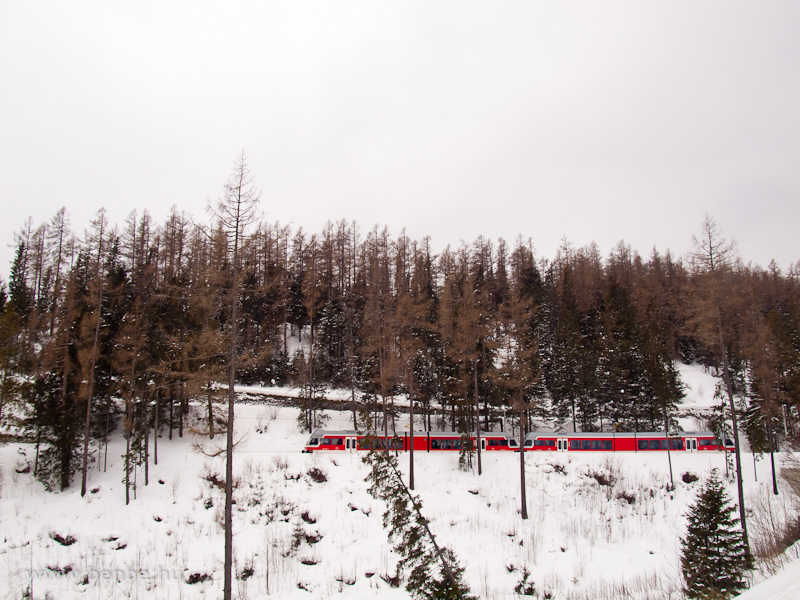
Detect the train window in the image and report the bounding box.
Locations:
[323,438,333,445]
[581,440,591,450]
[500,439,509,447]
[546,439,555,447]
[488,439,498,447]
[525,440,533,447]
[333,438,344,445]
[309,438,319,446]
[699,439,713,447]
[431,439,441,450]
[670,439,683,450]
[638,440,648,450]
[570,440,580,450]
[453,440,462,450]
[649,440,660,450]
[591,441,602,450]
[725,439,734,447]
[602,440,613,450]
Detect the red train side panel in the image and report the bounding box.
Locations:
[303,430,519,453]
[523,431,734,452]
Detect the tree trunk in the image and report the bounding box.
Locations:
[144,402,150,487]
[103,399,110,472]
[154,391,159,465]
[125,407,131,505]
[474,358,482,476]
[519,400,528,520]
[662,397,674,489]
[409,371,415,490]
[768,420,778,496]
[380,350,389,453]
[717,314,749,552]
[179,384,184,438]
[571,398,576,432]
[208,388,215,440]
[169,387,173,440]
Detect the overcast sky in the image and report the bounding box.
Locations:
[1,1,798,282]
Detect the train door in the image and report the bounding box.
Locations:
[685,438,697,453]
[557,438,568,452]
[481,439,486,451]
[345,437,358,453]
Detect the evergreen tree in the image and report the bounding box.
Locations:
[547,265,582,430]
[364,447,476,600]
[680,469,751,599]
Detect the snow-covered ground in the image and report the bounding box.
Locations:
[677,362,722,412]
[0,364,798,599]
[735,554,800,600]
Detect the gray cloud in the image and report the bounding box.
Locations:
[1,0,798,280]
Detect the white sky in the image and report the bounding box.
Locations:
[1,1,799,282]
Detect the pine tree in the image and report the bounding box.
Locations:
[680,469,751,599]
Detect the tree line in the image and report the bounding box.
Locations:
[1,187,799,497]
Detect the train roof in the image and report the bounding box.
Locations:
[308,430,514,438]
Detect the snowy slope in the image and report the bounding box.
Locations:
[677,362,723,412]
[0,398,797,598]
[734,554,800,600]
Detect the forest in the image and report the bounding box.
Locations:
[0,162,798,497]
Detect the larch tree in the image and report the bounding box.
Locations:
[690,214,750,553]
[46,207,71,335]
[80,209,108,497]
[210,151,261,600]
[499,243,543,520]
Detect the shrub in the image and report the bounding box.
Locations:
[306,467,327,483]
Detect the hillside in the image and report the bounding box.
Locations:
[1,393,796,599]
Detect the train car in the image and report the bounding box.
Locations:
[523,431,735,452]
[302,430,519,453]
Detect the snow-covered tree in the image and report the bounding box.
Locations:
[680,468,751,599]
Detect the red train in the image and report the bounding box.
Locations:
[524,431,735,452]
[302,430,519,453]
[303,429,735,453]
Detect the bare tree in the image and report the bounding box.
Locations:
[80,209,108,497]
[46,207,71,335]
[690,214,749,551]
[209,151,261,600]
